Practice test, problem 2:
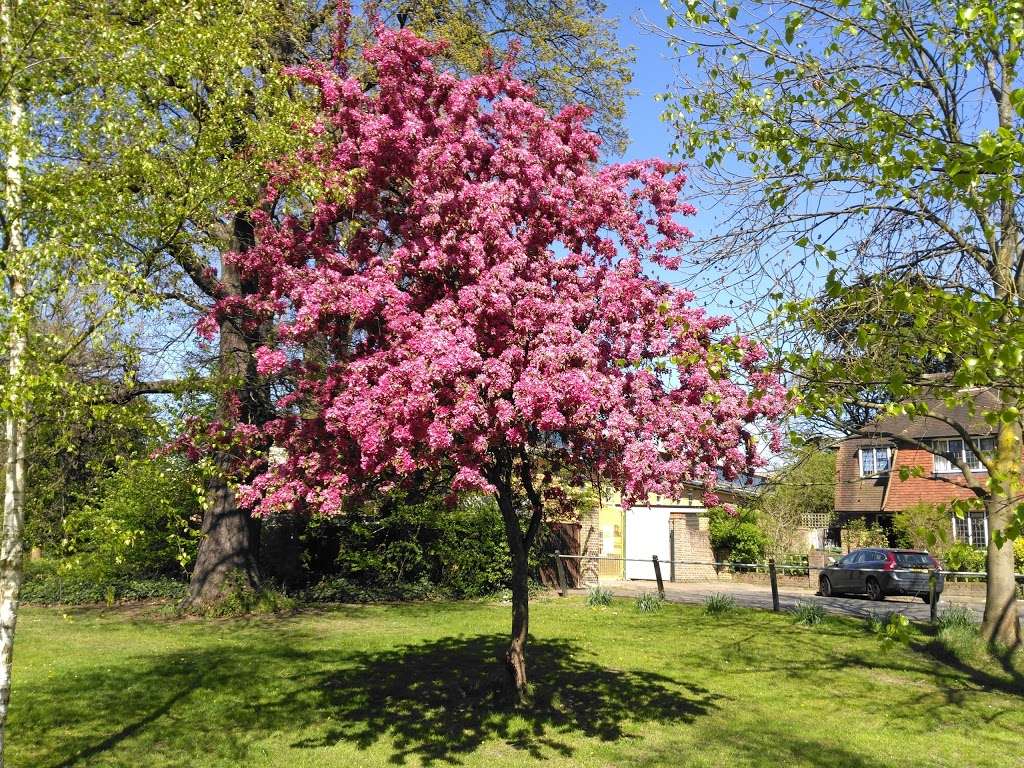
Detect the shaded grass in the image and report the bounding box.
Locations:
[8,598,1024,767]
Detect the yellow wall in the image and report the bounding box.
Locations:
[597,489,706,579]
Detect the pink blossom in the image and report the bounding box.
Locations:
[253,346,288,375]
[206,25,788,517]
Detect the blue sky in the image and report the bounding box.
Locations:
[616,2,680,165]
[608,3,772,328]
[610,3,824,337]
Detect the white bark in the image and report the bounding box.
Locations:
[0,0,27,762]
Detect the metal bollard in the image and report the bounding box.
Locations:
[929,570,938,623]
[769,558,780,612]
[554,551,567,597]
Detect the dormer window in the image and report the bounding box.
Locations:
[859,446,891,477]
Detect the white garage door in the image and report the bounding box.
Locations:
[624,506,671,580]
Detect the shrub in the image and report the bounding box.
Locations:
[61,456,202,581]
[944,541,987,573]
[936,604,975,632]
[308,491,534,600]
[303,576,438,603]
[586,585,613,607]
[842,518,889,549]
[892,502,950,554]
[635,592,664,613]
[708,506,767,567]
[703,593,737,615]
[940,538,1023,574]
[20,565,187,605]
[792,602,826,626]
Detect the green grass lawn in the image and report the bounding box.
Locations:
[9,596,1024,767]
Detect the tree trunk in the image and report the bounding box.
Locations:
[0,7,26,759]
[494,469,541,700]
[185,451,260,606]
[185,212,270,607]
[980,423,1022,647]
[506,547,529,695]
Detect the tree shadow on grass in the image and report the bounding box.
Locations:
[284,634,722,764]
[20,633,720,767]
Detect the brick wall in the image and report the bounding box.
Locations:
[669,512,718,581]
[884,446,977,511]
[580,500,602,586]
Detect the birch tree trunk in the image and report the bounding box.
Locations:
[0,0,27,760]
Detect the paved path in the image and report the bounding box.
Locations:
[595,579,997,623]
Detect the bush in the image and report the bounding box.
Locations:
[777,553,809,577]
[303,576,439,603]
[20,563,187,605]
[703,593,737,615]
[61,456,202,581]
[635,592,664,613]
[892,502,950,553]
[944,541,987,573]
[842,518,889,549]
[792,602,826,626]
[708,506,766,567]
[306,491,532,600]
[586,585,613,607]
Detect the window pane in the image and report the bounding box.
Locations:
[896,552,932,567]
[861,449,874,475]
[874,448,890,472]
[965,449,982,471]
[934,439,958,472]
[953,514,968,541]
[969,513,987,548]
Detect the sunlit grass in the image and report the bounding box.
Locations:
[9,597,1024,767]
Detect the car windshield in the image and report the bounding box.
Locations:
[895,552,932,567]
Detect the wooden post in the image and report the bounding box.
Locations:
[769,558,780,612]
[929,570,939,624]
[554,550,567,597]
[652,555,665,599]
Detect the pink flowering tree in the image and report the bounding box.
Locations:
[214,26,787,694]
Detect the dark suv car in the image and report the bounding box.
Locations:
[818,548,943,603]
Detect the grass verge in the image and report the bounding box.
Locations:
[9,598,1024,767]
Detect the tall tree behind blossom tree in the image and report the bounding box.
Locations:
[210,26,788,695]
[32,0,635,608]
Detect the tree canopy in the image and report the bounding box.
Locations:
[656,0,1024,646]
[211,24,786,692]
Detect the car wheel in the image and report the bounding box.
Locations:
[819,576,832,597]
[865,577,884,601]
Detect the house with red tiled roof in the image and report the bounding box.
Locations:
[833,389,1002,547]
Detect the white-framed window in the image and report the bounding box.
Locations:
[859,446,891,477]
[951,511,988,548]
[932,436,996,474]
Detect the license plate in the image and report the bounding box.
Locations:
[910,568,927,573]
